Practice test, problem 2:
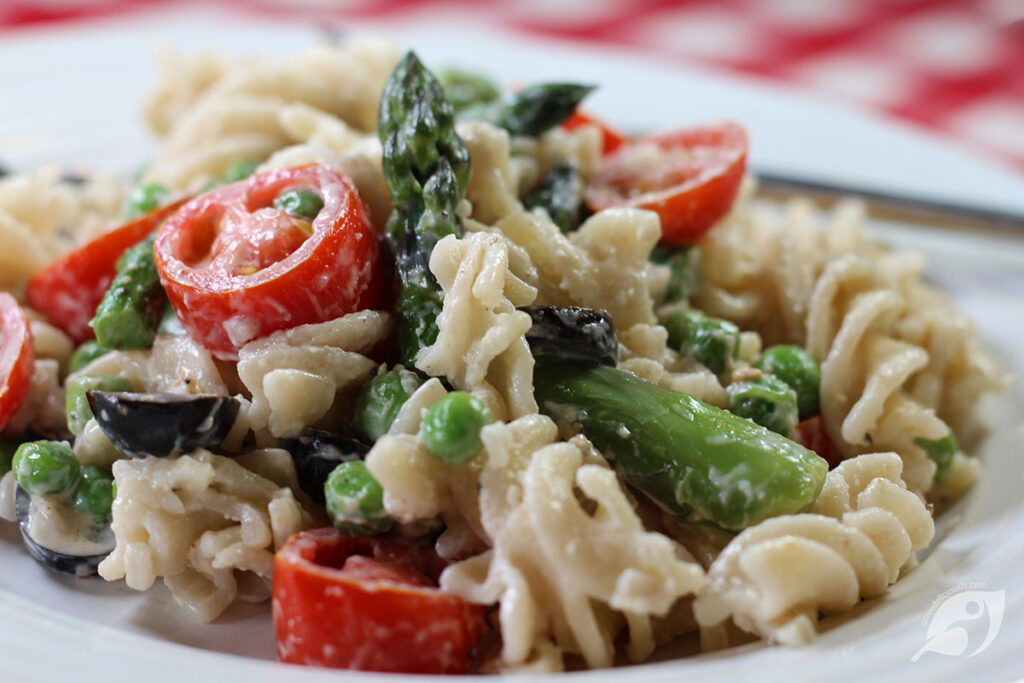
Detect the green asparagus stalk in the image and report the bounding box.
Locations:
[664,307,740,377]
[495,83,595,137]
[726,374,799,438]
[533,356,828,531]
[379,51,471,367]
[66,374,133,436]
[650,244,702,302]
[915,432,957,483]
[522,163,583,233]
[460,83,595,138]
[438,67,501,112]
[352,369,422,443]
[90,234,166,350]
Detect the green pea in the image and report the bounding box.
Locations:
[157,303,186,336]
[222,158,257,183]
[419,392,493,466]
[755,345,822,419]
[324,461,392,535]
[650,244,702,302]
[69,341,110,374]
[66,375,133,436]
[915,432,958,483]
[12,441,80,497]
[72,465,115,522]
[0,436,21,477]
[124,183,171,219]
[353,369,422,443]
[273,188,324,220]
[664,308,740,377]
[727,375,799,437]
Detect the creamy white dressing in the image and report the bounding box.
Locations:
[25,495,114,557]
[0,472,16,522]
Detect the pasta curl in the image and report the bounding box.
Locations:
[144,40,399,191]
[0,169,126,288]
[98,449,313,622]
[237,311,391,438]
[693,452,934,646]
[439,417,705,670]
[417,232,538,420]
[807,256,948,492]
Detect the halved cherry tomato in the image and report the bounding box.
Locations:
[792,415,842,470]
[0,293,34,431]
[562,110,627,155]
[154,165,384,360]
[26,200,186,344]
[273,528,485,674]
[585,121,748,245]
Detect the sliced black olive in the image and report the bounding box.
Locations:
[15,487,114,578]
[520,305,618,367]
[86,391,240,458]
[58,169,89,186]
[283,429,369,504]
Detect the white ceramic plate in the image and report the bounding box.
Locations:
[1,7,1022,682]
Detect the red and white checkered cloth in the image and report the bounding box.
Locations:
[3,0,1023,174]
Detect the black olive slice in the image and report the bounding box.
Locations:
[520,305,618,367]
[86,391,240,458]
[15,487,114,578]
[283,429,369,504]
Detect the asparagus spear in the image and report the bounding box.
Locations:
[915,432,957,483]
[522,163,583,233]
[726,374,799,438]
[533,355,828,531]
[663,307,740,377]
[352,369,422,443]
[379,52,471,367]
[460,83,595,138]
[496,83,595,137]
[438,67,501,112]
[90,234,166,350]
[650,244,702,302]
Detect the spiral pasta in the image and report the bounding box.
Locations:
[144,39,400,191]
[695,192,1006,494]
[237,310,391,438]
[806,255,949,492]
[98,449,312,622]
[417,232,538,420]
[0,169,126,289]
[693,452,934,645]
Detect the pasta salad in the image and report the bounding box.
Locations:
[0,38,1008,674]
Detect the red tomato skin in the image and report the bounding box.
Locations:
[0,293,34,430]
[793,416,843,470]
[154,166,385,360]
[563,110,627,155]
[25,201,186,344]
[586,122,748,245]
[273,528,485,674]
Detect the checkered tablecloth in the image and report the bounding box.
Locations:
[3,0,1023,175]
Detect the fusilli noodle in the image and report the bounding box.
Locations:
[693,452,934,645]
[98,449,312,622]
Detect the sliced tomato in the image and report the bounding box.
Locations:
[25,200,186,344]
[0,294,34,431]
[792,416,842,470]
[154,165,384,360]
[585,121,748,244]
[273,528,485,674]
[562,110,627,155]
